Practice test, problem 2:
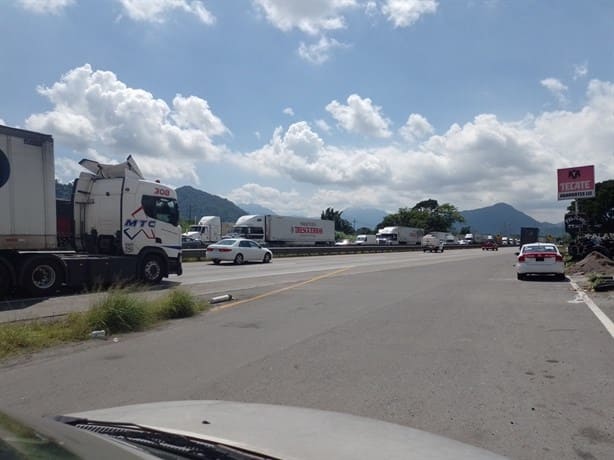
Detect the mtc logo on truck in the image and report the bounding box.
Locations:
[124,219,156,228]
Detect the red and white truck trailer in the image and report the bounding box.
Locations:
[230,215,335,246]
[0,125,182,297]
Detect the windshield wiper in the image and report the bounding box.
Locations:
[54,416,278,460]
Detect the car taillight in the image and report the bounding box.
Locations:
[518,255,525,262]
[555,255,563,262]
[207,248,214,251]
[219,248,232,252]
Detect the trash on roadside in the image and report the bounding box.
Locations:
[89,330,106,339]
[112,337,119,343]
[210,294,233,304]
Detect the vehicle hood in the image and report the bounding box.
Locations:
[182,231,200,238]
[67,400,507,460]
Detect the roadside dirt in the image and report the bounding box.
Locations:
[567,251,614,324]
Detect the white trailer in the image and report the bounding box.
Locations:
[231,215,335,246]
[355,234,377,245]
[0,124,182,297]
[184,216,221,243]
[376,226,424,245]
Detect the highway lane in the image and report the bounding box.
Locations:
[0,247,502,322]
[1,248,612,459]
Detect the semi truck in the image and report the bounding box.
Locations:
[519,227,539,247]
[183,216,221,243]
[0,125,182,297]
[230,215,335,246]
[376,226,424,245]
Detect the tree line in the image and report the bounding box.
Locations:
[321,199,465,235]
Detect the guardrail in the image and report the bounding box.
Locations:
[181,243,484,261]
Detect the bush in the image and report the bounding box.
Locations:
[156,289,203,320]
[86,291,151,333]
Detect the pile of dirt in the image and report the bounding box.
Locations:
[567,251,614,275]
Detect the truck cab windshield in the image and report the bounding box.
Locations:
[141,196,179,226]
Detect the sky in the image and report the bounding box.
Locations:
[1,0,613,223]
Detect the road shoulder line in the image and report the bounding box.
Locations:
[569,279,614,339]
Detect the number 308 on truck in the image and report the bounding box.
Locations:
[0,125,182,297]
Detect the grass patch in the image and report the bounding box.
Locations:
[0,289,207,361]
[155,288,206,320]
[86,290,152,334]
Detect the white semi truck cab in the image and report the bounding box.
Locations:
[0,124,182,297]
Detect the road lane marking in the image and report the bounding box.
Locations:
[210,267,352,312]
[569,280,614,339]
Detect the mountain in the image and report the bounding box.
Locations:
[341,207,388,230]
[176,186,246,223]
[460,202,564,236]
[237,203,277,215]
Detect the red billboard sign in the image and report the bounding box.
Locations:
[557,165,595,200]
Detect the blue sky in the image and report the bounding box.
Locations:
[1,0,613,223]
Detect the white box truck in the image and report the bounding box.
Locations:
[376,226,424,245]
[183,216,221,243]
[355,234,377,245]
[231,215,335,246]
[0,125,182,297]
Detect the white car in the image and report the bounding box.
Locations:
[516,243,565,280]
[206,238,272,265]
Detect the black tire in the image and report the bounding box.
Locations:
[141,254,164,284]
[263,253,271,264]
[234,253,244,265]
[556,273,566,281]
[21,257,63,297]
[213,259,221,265]
[517,273,525,281]
[0,262,13,298]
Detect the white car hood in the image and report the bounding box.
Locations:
[67,400,507,460]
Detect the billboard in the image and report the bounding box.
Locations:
[557,165,595,200]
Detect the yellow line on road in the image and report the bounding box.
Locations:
[211,267,352,312]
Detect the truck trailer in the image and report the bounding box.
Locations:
[376,226,424,245]
[183,216,221,243]
[0,125,182,297]
[519,227,539,247]
[231,215,335,246]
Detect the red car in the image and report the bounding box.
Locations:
[482,240,498,251]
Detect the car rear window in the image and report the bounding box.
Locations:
[523,245,557,253]
[216,239,236,245]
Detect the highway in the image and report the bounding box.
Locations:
[1,247,612,459]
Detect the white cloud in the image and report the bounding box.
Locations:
[298,36,348,64]
[252,0,357,35]
[238,121,391,186]
[117,0,215,24]
[26,64,228,183]
[326,94,392,138]
[283,107,295,116]
[315,119,331,133]
[399,113,434,142]
[381,0,438,28]
[540,77,568,105]
[573,62,588,80]
[227,183,301,214]
[17,0,75,14]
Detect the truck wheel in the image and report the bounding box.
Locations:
[141,255,164,284]
[22,257,63,297]
[234,254,244,265]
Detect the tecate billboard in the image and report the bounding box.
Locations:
[557,165,595,200]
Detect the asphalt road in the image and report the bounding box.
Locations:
[1,247,612,459]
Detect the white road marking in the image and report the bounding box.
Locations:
[569,280,614,339]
